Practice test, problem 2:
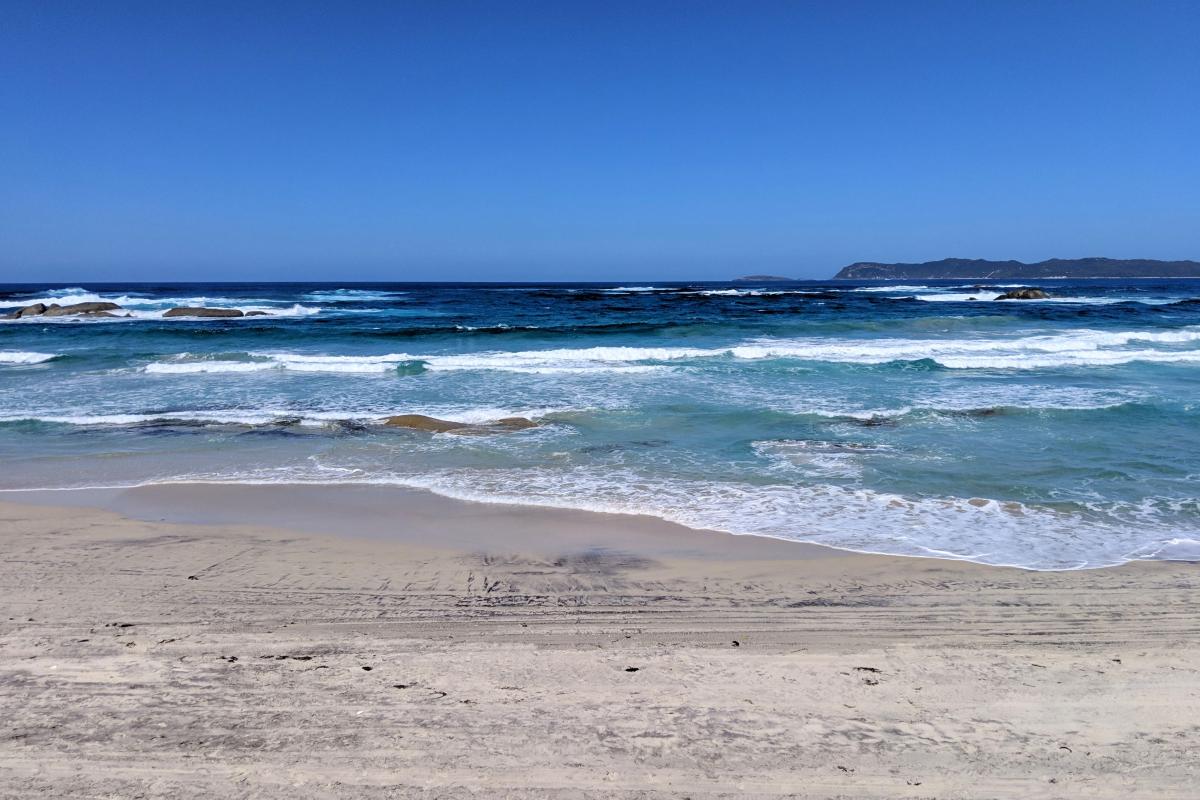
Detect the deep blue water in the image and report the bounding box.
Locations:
[2,279,1199,569]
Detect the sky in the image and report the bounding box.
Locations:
[2,0,1198,282]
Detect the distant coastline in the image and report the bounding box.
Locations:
[830,257,1200,280]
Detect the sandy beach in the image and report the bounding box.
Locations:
[0,483,1195,798]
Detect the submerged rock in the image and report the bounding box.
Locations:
[384,414,470,433]
[326,419,370,434]
[383,414,538,434]
[853,415,897,428]
[163,307,244,318]
[960,407,1003,417]
[491,417,539,431]
[995,288,1050,300]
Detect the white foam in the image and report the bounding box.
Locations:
[752,439,880,479]
[135,327,1200,375]
[144,361,277,374]
[850,285,932,293]
[693,289,818,297]
[0,411,317,426]
[2,288,149,307]
[1140,538,1200,561]
[430,364,668,375]
[252,352,412,372]
[144,352,415,374]
[0,406,562,428]
[302,289,407,302]
[603,286,670,292]
[0,351,59,365]
[419,347,688,373]
[915,292,1004,302]
[914,291,1180,305]
[416,327,1200,371]
[369,467,1176,570]
[792,407,913,420]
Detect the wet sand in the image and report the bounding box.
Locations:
[1,483,1197,798]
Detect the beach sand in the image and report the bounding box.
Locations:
[1,483,1197,798]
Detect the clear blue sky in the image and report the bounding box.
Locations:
[2,0,1198,281]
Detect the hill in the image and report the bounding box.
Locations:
[832,258,1200,280]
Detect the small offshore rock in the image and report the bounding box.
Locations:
[6,301,124,319]
[3,303,48,319]
[43,302,123,317]
[995,288,1050,300]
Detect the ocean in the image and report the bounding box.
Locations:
[2,279,1198,570]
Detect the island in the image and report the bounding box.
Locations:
[733,274,796,282]
[832,258,1200,280]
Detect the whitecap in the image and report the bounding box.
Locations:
[0,351,60,365]
[602,286,670,292]
[302,289,407,302]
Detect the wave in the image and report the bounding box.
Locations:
[913,291,1182,305]
[357,320,707,339]
[846,285,935,293]
[143,352,419,374]
[0,395,1151,434]
[415,328,1200,371]
[602,286,671,292]
[132,327,1200,375]
[141,350,671,375]
[0,405,563,428]
[454,324,541,332]
[301,288,408,302]
[914,291,1004,302]
[739,389,1144,425]
[692,288,836,297]
[0,350,60,365]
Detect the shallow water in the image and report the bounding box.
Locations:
[2,279,1198,569]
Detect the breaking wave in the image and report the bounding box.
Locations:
[0,351,60,365]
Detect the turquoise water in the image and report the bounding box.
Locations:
[2,280,1198,569]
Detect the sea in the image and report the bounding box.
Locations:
[2,279,1199,570]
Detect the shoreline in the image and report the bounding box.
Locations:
[3,481,841,562]
[1,485,1198,797]
[2,479,1187,572]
